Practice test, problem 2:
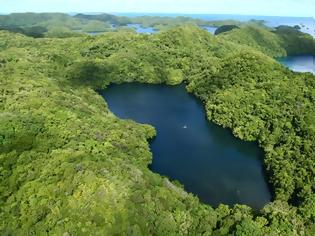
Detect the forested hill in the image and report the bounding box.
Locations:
[217,25,315,57]
[0,24,315,235]
[1,12,314,56]
[0,12,243,37]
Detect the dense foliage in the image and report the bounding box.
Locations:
[0,18,315,235]
[0,25,48,38]
[217,25,287,57]
[219,25,315,57]
[274,26,315,55]
[74,13,244,31]
[214,25,240,35]
[0,13,112,37]
[0,13,245,37]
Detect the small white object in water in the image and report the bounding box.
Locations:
[183,125,187,129]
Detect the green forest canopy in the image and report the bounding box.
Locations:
[0,12,246,37]
[0,14,315,235]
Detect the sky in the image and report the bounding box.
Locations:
[0,0,314,17]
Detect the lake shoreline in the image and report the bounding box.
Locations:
[101,82,272,210]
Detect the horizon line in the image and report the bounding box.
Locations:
[113,12,315,19]
[0,11,314,19]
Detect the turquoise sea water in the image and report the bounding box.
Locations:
[116,13,315,37]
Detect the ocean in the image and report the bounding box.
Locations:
[115,13,315,37]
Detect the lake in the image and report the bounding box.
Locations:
[101,83,271,210]
[126,24,217,34]
[202,26,218,34]
[126,23,157,34]
[278,55,315,74]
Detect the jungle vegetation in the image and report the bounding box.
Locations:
[0,12,245,37]
[214,25,240,35]
[0,13,315,235]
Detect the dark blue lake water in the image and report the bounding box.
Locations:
[278,55,315,74]
[101,83,271,209]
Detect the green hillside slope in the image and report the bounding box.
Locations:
[0,25,314,235]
